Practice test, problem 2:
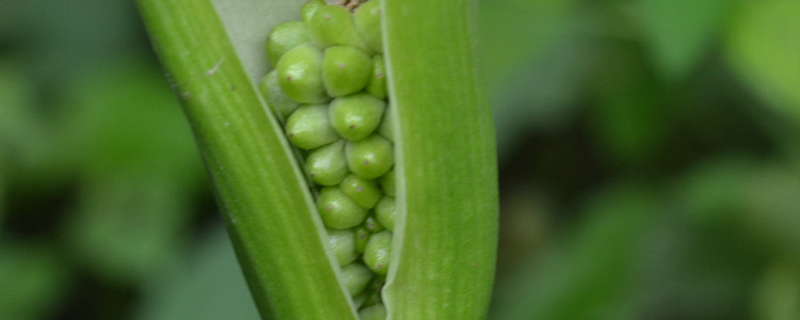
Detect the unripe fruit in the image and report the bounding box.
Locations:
[301,0,326,25]
[374,196,396,231]
[330,93,386,141]
[265,21,309,66]
[326,229,358,266]
[276,44,328,104]
[354,226,370,254]
[358,304,387,320]
[364,231,392,275]
[323,46,372,97]
[379,169,395,197]
[363,215,384,233]
[377,105,394,142]
[259,70,300,119]
[340,174,382,208]
[353,0,383,53]
[346,134,394,179]
[308,5,370,52]
[284,104,339,150]
[341,262,374,296]
[366,55,387,99]
[306,140,348,186]
[317,187,368,229]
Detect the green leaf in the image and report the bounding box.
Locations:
[641,0,730,81]
[382,0,498,318]
[726,0,800,124]
[136,0,357,318]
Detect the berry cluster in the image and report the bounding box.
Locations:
[259,1,392,318]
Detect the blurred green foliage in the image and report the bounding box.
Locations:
[0,0,797,319]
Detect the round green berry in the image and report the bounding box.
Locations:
[366,55,387,99]
[377,105,394,142]
[259,70,300,119]
[284,104,339,150]
[353,0,383,53]
[330,93,386,141]
[363,215,384,233]
[340,262,374,296]
[317,187,368,229]
[379,168,395,197]
[326,229,358,266]
[276,44,328,104]
[301,0,326,25]
[346,134,394,179]
[359,304,387,320]
[374,196,396,231]
[364,231,392,275]
[306,141,348,186]
[323,46,372,97]
[354,226,370,254]
[307,5,370,52]
[339,174,382,209]
[266,21,309,66]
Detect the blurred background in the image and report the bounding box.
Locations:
[0,0,797,319]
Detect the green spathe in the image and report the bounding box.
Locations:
[266,20,309,66]
[326,229,358,266]
[366,55,387,99]
[363,231,392,275]
[354,0,383,53]
[308,4,370,52]
[317,187,369,229]
[374,196,396,231]
[323,46,372,97]
[284,104,339,150]
[330,94,386,141]
[306,141,348,186]
[277,44,328,104]
[259,70,299,119]
[340,174,382,209]
[340,262,374,296]
[346,134,394,179]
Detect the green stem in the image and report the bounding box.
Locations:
[136,0,357,318]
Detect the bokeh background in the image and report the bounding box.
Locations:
[1,0,798,319]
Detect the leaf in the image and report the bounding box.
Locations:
[136,0,357,318]
[641,0,730,81]
[726,0,800,124]
[382,0,498,318]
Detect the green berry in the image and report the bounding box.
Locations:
[265,21,309,66]
[306,140,348,186]
[354,226,370,254]
[377,105,394,142]
[339,174,382,209]
[346,134,394,179]
[317,187,368,229]
[330,93,386,141]
[301,0,326,25]
[374,196,396,231]
[366,55,387,99]
[359,304,387,320]
[363,215,384,233]
[284,104,339,150]
[353,0,383,53]
[364,231,392,275]
[259,70,300,119]
[340,262,374,296]
[379,168,395,197]
[276,44,328,104]
[307,5,370,52]
[326,229,358,266]
[323,46,372,97]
